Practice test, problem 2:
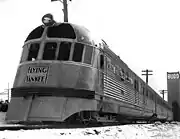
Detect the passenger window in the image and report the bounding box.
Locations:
[83,45,93,64]
[72,43,84,62]
[58,42,71,61]
[126,72,129,79]
[146,90,148,97]
[134,79,139,91]
[100,54,104,69]
[121,69,124,75]
[27,43,40,61]
[43,42,57,60]
[142,87,145,95]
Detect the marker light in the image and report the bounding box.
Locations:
[42,13,55,26]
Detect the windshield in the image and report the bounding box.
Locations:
[21,41,94,65]
[25,26,44,42]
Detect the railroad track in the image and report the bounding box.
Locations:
[0,120,161,131]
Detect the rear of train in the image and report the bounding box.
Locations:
[6,14,104,123]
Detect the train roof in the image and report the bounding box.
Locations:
[25,22,99,46]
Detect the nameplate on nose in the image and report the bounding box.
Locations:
[25,66,49,83]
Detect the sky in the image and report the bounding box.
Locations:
[0,0,180,100]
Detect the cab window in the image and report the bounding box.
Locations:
[27,43,40,61]
[43,42,57,60]
[72,43,84,62]
[83,45,93,64]
[58,42,71,61]
[47,24,76,39]
[20,45,29,63]
[92,48,99,68]
[25,26,44,42]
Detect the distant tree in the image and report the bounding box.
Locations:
[0,100,8,112]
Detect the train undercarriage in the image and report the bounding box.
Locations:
[4,95,171,131]
[65,110,168,125]
[0,110,171,131]
[3,110,168,129]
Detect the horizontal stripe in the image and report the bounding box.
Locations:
[104,80,134,98]
[104,93,136,106]
[104,75,136,104]
[104,84,126,97]
[104,90,128,102]
[105,75,156,108]
[104,88,133,103]
[104,90,134,104]
[104,79,126,93]
[11,87,95,99]
[105,75,134,94]
[104,76,135,99]
[104,93,127,102]
[104,81,132,97]
[104,93,146,111]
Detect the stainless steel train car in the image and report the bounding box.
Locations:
[6,14,173,124]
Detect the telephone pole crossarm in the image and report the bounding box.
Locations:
[160,90,167,100]
[141,69,153,84]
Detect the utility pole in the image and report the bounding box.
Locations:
[4,83,10,102]
[160,90,167,100]
[51,0,71,22]
[141,69,153,106]
[8,82,9,102]
[63,0,68,22]
[142,69,153,84]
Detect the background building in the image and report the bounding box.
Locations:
[167,72,180,121]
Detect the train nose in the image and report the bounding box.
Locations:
[6,96,93,123]
[13,62,81,88]
[54,63,81,88]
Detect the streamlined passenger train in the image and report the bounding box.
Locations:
[6,14,173,124]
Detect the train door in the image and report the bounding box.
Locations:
[142,86,146,114]
[134,79,139,105]
[135,91,139,105]
[99,52,105,93]
[154,94,157,114]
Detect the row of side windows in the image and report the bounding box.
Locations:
[22,42,93,65]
